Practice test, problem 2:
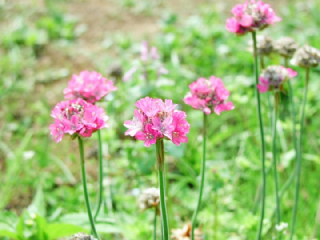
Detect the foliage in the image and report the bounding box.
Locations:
[0,1,320,239]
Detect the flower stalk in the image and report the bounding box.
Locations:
[154,207,158,240]
[191,113,207,240]
[272,92,281,234]
[94,129,104,220]
[252,31,266,240]
[78,137,101,240]
[156,140,169,240]
[290,68,310,239]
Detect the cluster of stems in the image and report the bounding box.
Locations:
[251,33,310,239]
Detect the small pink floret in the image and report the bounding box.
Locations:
[49,98,108,143]
[184,76,235,115]
[64,70,117,104]
[124,97,190,147]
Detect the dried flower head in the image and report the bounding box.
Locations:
[257,65,297,93]
[291,45,320,68]
[70,233,95,240]
[49,98,108,143]
[274,37,298,58]
[124,97,190,147]
[184,76,234,115]
[64,71,117,104]
[226,0,281,36]
[138,188,160,210]
[171,223,203,240]
[249,35,273,56]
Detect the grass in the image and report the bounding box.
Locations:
[1,0,320,239]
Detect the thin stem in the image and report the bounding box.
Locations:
[272,92,281,228]
[191,113,207,240]
[78,137,101,240]
[259,55,265,70]
[153,207,157,240]
[290,68,310,239]
[252,32,266,240]
[156,140,169,240]
[94,129,104,220]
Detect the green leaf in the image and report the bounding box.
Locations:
[28,186,46,216]
[0,229,17,239]
[46,223,88,240]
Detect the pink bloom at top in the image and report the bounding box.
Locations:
[64,70,117,104]
[184,76,235,115]
[136,97,160,118]
[124,97,190,147]
[226,0,281,36]
[49,98,108,143]
[257,65,297,93]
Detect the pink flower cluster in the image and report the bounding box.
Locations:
[257,65,297,93]
[184,76,234,115]
[124,97,190,147]
[49,98,108,143]
[226,0,281,36]
[64,70,117,104]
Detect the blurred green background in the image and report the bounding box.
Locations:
[0,0,320,239]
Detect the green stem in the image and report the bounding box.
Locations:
[272,92,281,228]
[77,137,101,240]
[290,68,309,239]
[156,140,169,240]
[153,207,157,240]
[94,129,104,220]
[191,113,207,240]
[252,32,266,240]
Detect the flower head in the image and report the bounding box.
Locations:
[49,98,108,143]
[124,97,190,147]
[274,37,298,58]
[226,1,281,36]
[138,188,160,210]
[64,70,117,104]
[249,35,273,56]
[70,233,95,240]
[291,45,320,68]
[171,223,203,240]
[257,65,297,93]
[184,76,235,115]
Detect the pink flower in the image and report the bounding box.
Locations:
[171,111,190,146]
[124,109,145,136]
[49,98,108,143]
[257,65,297,93]
[136,124,160,147]
[124,97,190,147]
[64,71,117,104]
[136,97,160,118]
[226,0,281,36]
[184,76,235,115]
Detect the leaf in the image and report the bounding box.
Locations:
[46,223,88,240]
[28,186,46,216]
[0,229,17,239]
